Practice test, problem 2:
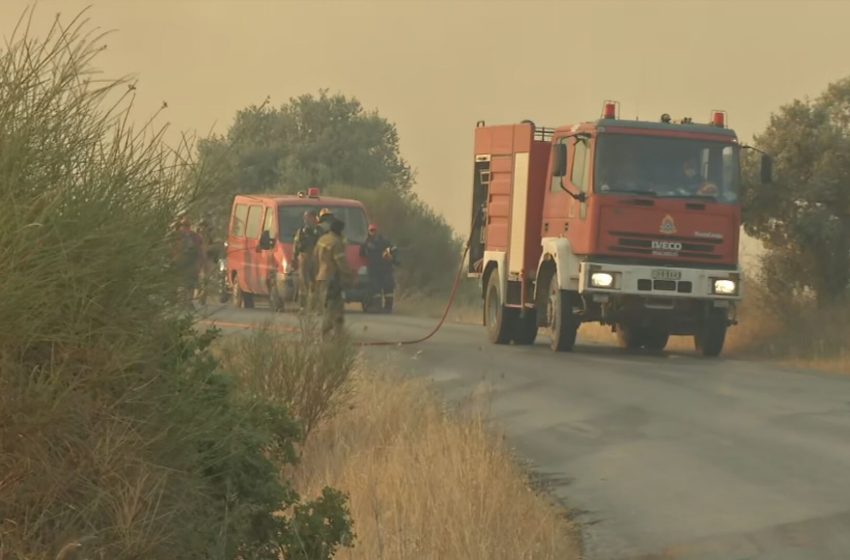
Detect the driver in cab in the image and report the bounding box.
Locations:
[681,158,718,197]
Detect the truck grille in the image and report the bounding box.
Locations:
[609,231,722,260]
[637,279,693,293]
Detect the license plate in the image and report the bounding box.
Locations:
[651,269,682,281]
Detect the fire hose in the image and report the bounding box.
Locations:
[356,239,471,347]
[356,208,479,347]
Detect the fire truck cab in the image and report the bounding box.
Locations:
[468,103,772,357]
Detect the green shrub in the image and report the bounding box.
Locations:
[217,318,357,440]
[324,184,463,296]
[0,11,351,559]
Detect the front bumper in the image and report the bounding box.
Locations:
[577,261,742,302]
[276,270,373,303]
[344,270,372,303]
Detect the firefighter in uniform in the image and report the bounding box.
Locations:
[172,212,204,309]
[360,224,397,313]
[314,216,355,337]
[292,209,320,311]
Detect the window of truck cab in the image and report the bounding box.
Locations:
[277,204,369,244]
[593,133,740,203]
[231,203,249,237]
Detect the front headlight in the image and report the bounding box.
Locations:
[590,272,615,288]
[713,279,737,295]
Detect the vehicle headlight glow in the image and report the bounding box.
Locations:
[713,279,737,295]
[590,272,615,288]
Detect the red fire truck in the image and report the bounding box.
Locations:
[468,102,772,356]
[225,188,372,311]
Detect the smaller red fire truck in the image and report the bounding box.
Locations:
[225,188,372,311]
[468,102,772,356]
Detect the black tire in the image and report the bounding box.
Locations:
[232,278,254,309]
[512,310,538,345]
[546,274,578,352]
[618,325,669,352]
[695,309,727,357]
[269,282,286,313]
[616,325,642,350]
[643,328,670,352]
[485,273,515,344]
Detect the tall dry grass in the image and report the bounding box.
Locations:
[0,9,353,559]
[291,369,580,560]
[216,318,357,439]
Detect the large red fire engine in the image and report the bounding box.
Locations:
[468,102,772,356]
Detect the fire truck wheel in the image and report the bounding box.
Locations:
[695,309,727,357]
[485,273,515,345]
[269,284,286,313]
[643,328,670,352]
[617,325,669,352]
[547,277,578,352]
[232,277,254,309]
[512,311,538,345]
[616,325,642,350]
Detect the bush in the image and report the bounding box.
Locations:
[217,318,357,439]
[325,184,463,296]
[0,11,351,559]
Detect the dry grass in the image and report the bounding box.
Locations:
[291,367,580,560]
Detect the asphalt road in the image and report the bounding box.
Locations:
[199,302,850,560]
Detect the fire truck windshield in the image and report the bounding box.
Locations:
[594,134,740,203]
[278,204,369,244]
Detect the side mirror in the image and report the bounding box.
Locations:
[760,154,773,184]
[552,143,567,177]
[258,230,274,251]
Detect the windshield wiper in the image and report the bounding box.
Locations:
[605,188,657,197]
[659,193,718,202]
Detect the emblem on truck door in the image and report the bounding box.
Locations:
[659,214,677,235]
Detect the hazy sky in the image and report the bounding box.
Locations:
[3,0,850,244]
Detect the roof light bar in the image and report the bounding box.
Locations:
[711,110,726,128]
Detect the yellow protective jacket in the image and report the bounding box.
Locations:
[314,231,354,287]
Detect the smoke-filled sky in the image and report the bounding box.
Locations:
[3,0,850,243]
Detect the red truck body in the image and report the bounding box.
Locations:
[226,190,371,310]
[469,105,755,356]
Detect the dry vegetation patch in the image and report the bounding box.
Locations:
[290,367,580,560]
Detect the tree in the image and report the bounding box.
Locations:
[326,184,463,296]
[196,90,413,225]
[742,77,850,307]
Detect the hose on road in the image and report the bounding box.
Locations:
[357,241,472,347]
[355,206,479,347]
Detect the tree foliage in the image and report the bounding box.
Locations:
[196,91,413,220]
[326,184,463,296]
[742,76,850,305]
